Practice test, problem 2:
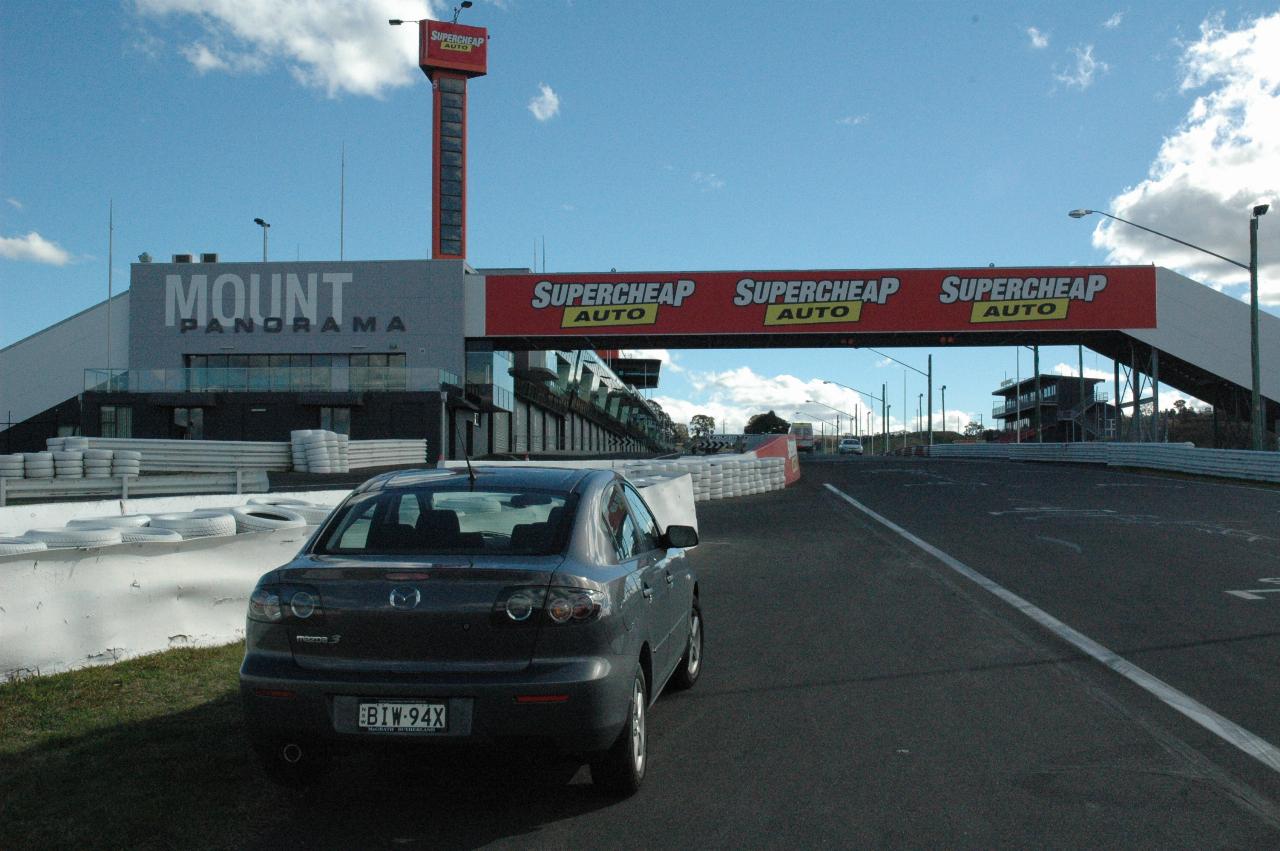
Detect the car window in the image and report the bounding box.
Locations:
[317,487,572,555]
[602,485,637,561]
[621,484,661,552]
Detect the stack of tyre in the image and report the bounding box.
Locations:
[83,448,114,479]
[0,454,23,479]
[290,430,349,474]
[21,451,53,479]
[111,450,142,478]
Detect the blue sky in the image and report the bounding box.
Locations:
[2,1,1278,435]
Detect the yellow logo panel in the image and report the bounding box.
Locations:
[561,303,659,328]
[970,299,1070,323]
[763,301,863,326]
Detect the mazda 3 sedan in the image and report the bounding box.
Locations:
[240,466,702,796]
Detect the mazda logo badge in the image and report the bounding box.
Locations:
[389,586,421,609]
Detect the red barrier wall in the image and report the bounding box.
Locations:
[751,435,801,485]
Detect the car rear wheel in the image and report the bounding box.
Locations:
[669,602,703,691]
[590,665,647,797]
[250,736,332,787]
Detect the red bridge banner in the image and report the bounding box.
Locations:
[483,266,1156,337]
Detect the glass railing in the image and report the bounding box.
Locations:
[85,367,460,394]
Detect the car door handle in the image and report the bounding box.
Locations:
[664,572,675,586]
[642,585,654,601]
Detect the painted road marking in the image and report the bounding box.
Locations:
[824,482,1280,776]
[1226,579,1280,601]
[1036,536,1083,554]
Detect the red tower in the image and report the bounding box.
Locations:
[417,19,488,260]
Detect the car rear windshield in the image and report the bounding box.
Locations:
[315,487,574,556]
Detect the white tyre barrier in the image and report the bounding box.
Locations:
[248,497,333,525]
[67,514,153,528]
[231,506,308,533]
[24,527,124,549]
[149,512,237,539]
[0,536,48,556]
[118,527,185,543]
[0,454,24,477]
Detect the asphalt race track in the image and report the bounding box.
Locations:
[264,457,1280,849]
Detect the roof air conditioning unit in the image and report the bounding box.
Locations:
[172,254,194,263]
[200,253,219,263]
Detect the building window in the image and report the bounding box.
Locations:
[100,405,132,438]
[173,407,204,440]
[320,407,351,435]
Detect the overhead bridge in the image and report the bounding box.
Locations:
[467,265,1279,433]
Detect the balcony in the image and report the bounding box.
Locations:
[85,366,460,395]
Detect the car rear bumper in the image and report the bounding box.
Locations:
[240,653,632,755]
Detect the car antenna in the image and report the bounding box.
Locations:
[461,432,477,489]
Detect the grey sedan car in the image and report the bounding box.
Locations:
[240,466,702,796]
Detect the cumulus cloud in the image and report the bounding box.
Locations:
[656,366,893,434]
[1091,12,1280,301]
[0,232,72,265]
[133,0,436,97]
[1103,12,1124,29]
[5,198,23,210]
[618,349,683,372]
[837,113,870,125]
[691,171,725,191]
[1055,44,1108,89]
[528,83,560,121]
[1028,27,1049,49]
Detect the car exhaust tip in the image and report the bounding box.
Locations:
[282,743,303,764]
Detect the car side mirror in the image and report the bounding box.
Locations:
[661,524,699,549]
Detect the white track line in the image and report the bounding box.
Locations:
[824,482,1280,775]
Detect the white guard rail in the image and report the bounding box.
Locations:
[927,442,1280,484]
[348,439,429,470]
[85,438,292,473]
[0,471,269,506]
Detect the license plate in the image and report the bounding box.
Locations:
[357,701,447,733]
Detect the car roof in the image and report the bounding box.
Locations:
[354,465,600,494]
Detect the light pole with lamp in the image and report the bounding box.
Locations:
[868,348,933,446]
[941,385,947,437]
[1070,205,1270,450]
[253,217,270,261]
[824,379,887,454]
[805,399,856,437]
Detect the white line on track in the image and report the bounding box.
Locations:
[824,481,1280,776]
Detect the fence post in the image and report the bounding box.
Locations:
[236,469,243,494]
[1,476,6,507]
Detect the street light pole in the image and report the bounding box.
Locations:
[941,385,947,437]
[868,348,934,446]
[253,217,270,262]
[823,379,887,455]
[1070,205,1269,450]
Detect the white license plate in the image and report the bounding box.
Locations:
[358,701,447,733]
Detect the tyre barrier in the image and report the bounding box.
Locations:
[67,514,152,528]
[248,497,335,525]
[118,527,185,543]
[230,506,308,533]
[24,527,125,549]
[0,536,48,556]
[148,512,238,539]
[619,455,787,502]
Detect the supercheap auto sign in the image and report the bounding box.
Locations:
[483,267,1156,336]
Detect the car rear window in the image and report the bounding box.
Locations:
[315,487,574,556]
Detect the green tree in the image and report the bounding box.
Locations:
[744,410,790,434]
[690,414,716,439]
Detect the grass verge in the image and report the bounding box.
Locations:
[0,643,282,850]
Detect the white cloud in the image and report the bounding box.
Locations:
[1055,44,1108,89]
[1103,12,1124,30]
[528,83,560,121]
[874,357,894,368]
[691,171,725,191]
[618,349,683,373]
[1091,12,1280,301]
[1028,27,1049,49]
[133,0,435,98]
[656,366,891,434]
[837,113,869,126]
[5,197,23,210]
[0,232,72,265]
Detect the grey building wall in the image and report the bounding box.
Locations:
[1,291,130,437]
[128,259,469,381]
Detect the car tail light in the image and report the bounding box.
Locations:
[288,590,318,619]
[248,587,282,623]
[494,586,609,625]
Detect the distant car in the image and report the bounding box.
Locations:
[240,466,702,797]
[838,437,864,455]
